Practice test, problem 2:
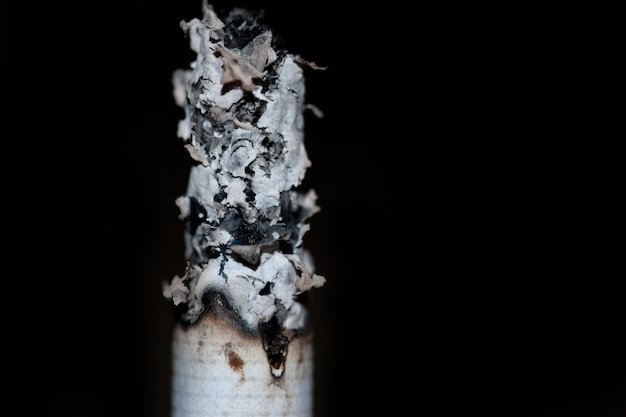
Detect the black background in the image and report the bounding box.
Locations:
[3,1,624,416]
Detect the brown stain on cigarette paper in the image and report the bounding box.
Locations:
[224,342,245,373]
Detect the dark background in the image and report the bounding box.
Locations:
[4,1,624,416]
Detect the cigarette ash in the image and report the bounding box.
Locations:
[162,1,325,377]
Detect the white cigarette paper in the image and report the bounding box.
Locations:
[162,2,326,416]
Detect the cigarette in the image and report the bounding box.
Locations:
[162,2,326,416]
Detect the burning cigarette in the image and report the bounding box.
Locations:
[162,2,326,416]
